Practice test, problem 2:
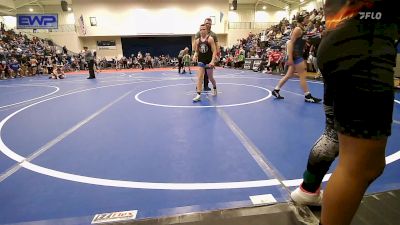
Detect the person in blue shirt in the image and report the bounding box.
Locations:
[9,59,22,78]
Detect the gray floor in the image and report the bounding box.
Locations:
[122,189,400,225]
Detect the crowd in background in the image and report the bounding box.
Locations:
[99,53,180,70]
[1,7,325,79]
[0,22,181,79]
[0,23,96,79]
[0,25,63,79]
[221,8,325,76]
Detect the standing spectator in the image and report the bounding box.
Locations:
[177,47,186,74]
[137,51,144,70]
[182,51,191,74]
[93,50,101,73]
[62,45,68,55]
[83,46,95,79]
[145,53,153,69]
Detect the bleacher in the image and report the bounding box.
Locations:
[221,8,324,77]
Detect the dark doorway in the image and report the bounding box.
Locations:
[121,36,192,58]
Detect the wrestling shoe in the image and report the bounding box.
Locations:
[305,94,322,103]
[291,186,322,206]
[272,89,284,99]
[193,94,201,102]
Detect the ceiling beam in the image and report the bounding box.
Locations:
[256,0,287,10]
[0,8,15,16]
[9,0,39,11]
[299,0,315,6]
[35,1,45,12]
[0,0,15,9]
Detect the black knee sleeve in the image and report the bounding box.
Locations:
[302,126,339,192]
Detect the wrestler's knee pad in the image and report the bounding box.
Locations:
[307,127,339,175]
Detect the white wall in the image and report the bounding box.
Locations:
[44,32,82,53]
[254,10,287,22]
[227,4,288,23]
[290,0,323,17]
[0,16,16,28]
[228,5,254,22]
[217,34,228,48]
[72,0,229,36]
[226,4,287,47]
[300,1,318,12]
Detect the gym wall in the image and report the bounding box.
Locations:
[72,0,228,36]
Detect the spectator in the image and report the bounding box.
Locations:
[49,65,65,79]
[9,58,22,78]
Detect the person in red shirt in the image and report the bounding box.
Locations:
[266,49,282,73]
[223,54,233,68]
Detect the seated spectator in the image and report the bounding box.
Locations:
[132,57,140,69]
[275,30,283,39]
[9,58,23,78]
[263,49,282,73]
[19,54,28,76]
[257,51,269,72]
[38,60,45,75]
[4,61,12,79]
[30,56,38,76]
[283,26,292,35]
[45,56,54,74]
[49,65,65,79]
[0,61,7,79]
[234,53,245,69]
[223,54,234,68]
